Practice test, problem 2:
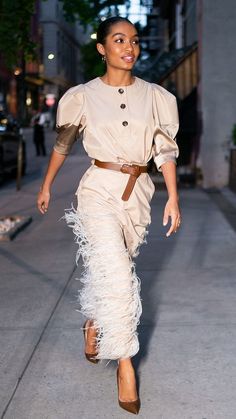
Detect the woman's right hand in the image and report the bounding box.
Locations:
[37,187,51,214]
[36,150,67,214]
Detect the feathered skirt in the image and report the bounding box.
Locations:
[64,165,154,360]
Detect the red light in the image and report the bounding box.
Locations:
[45,94,55,107]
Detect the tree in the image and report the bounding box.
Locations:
[0,0,131,119]
[0,0,37,122]
[0,0,36,68]
[59,0,131,80]
[80,40,104,82]
[59,0,129,27]
[0,0,130,69]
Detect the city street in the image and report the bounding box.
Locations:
[0,129,236,419]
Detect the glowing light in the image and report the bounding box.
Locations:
[26,98,32,106]
[46,93,55,107]
[48,53,55,60]
[90,33,97,40]
[14,68,21,76]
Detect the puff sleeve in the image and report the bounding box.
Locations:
[54,85,86,155]
[152,84,179,171]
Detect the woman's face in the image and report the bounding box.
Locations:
[97,22,140,71]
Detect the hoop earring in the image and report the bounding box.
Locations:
[102,55,106,62]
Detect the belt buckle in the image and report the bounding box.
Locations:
[121,163,140,177]
[121,163,131,174]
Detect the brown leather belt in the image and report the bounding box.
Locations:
[94,159,147,201]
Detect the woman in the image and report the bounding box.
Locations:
[33,115,46,156]
[37,16,181,415]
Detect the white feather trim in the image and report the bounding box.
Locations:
[64,204,143,360]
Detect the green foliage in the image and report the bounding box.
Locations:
[59,0,128,27]
[232,124,236,146]
[80,40,105,81]
[0,0,36,68]
[0,0,130,74]
[59,0,130,79]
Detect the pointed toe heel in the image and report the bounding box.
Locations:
[83,320,99,364]
[118,398,140,415]
[85,352,99,364]
[116,368,140,415]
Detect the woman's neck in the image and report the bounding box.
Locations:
[100,69,134,86]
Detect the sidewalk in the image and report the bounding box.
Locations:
[0,131,236,419]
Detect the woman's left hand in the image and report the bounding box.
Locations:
[163,198,181,237]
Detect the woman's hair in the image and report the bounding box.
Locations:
[96,16,134,45]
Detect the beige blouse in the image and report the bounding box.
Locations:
[54,77,179,255]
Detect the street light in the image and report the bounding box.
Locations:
[14,68,22,76]
[47,53,55,60]
[26,97,32,106]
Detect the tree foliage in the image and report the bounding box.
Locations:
[59,0,129,27]
[59,0,130,80]
[0,0,130,69]
[80,40,104,82]
[0,0,36,68]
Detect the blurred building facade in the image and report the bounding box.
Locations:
[0,0,86,123]
[40,0,87,98]
[38,0,87,125]
[0,60,14,114]
[198,0,236,188]
[137,0,198,184]
[139,0,236,188]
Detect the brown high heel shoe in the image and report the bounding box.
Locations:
[116,367,141,415]
[83,320,99,364]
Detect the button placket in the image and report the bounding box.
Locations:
[118,87,129,130]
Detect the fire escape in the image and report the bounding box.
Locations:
[136,0,198,184]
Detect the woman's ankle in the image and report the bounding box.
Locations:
[118,358,134,370]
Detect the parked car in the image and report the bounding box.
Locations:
[0,113,26,184]
[0,111,20,133]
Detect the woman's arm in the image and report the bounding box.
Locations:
[161,160,181,237]
[37,150,67,214]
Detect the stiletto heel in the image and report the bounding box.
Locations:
[83,320,99,364]
[116,367,140,414]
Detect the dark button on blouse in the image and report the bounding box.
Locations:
[118,88,124,94]
[122,121,128,126]
[120,103,126,109]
